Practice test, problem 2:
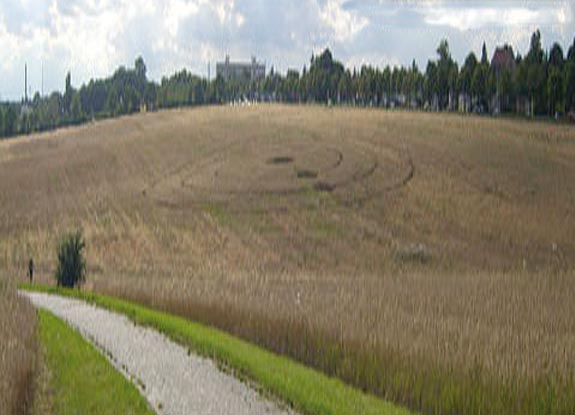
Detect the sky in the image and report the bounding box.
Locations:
[0,0,573,101]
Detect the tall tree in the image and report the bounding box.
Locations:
[471,64,488,112]
[547,43,565,115]
[424,61,438,109]
[564,61,575,112]
[436,40,448,108]
[106,86,119,116]
[448,62,459,110]
[458,53,477,111]
[481,42,489,65]
[435,39,457,110]
[337,70,352,103]
[567,37,575,62]
[547,66,564,115]
[134,56,148,101]
[514,55,529,113]
[70,92,84,123]
[135,56,147,81]
[548,43,565,69]
[64,71,73,115]
[303,48,344,103]
[3,105,17,136]
[526,30,546,115]
[408,60,422,107]
[0,107,4,137]
[498,69,514,113]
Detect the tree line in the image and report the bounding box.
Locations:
[1,29,574,139]
[256,30,575,117]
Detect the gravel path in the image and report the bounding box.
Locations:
[23,291,295,415]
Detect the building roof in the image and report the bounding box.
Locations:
[491,46,516,74]
[215,55,266,82]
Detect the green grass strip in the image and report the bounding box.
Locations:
[38,308,155,415]
[24,283,416,415]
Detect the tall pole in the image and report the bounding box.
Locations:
[41,62,44,97]
[25,63,28,103]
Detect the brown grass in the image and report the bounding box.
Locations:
[0,278,37,415]
[1,105,575,413]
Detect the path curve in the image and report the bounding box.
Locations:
[23,291,295,415]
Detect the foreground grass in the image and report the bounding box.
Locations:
[24,284,414,415]
[0,281,36,415]
[38,308,154,415]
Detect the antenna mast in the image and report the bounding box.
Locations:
[24,63,28,103]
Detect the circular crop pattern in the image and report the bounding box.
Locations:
[147,134,413,209]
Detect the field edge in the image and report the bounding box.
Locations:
[36,307,155,415]
[21,283,416,415]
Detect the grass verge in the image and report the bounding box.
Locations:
[0,281,36,415]
[38,308,155,415]
[23,283,415,415]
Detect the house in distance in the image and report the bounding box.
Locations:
[490,45,521,115]
[216,55,266,82]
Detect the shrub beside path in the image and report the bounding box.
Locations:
[23,291,295,415]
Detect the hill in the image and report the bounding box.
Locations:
[2,105,575,413]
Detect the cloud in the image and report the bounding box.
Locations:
[319,0,369,42]
[420,3,570,32]
[0,0,573,101]
[164,0,199,37]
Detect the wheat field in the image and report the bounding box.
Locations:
[0,278,37,415]
[1,105,574,413]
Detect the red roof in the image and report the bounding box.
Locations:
[491,46,516,73]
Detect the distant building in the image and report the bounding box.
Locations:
[491,45,516,76]
[491,45,516,114]
[216,56,265,82]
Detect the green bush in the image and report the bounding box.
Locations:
[55,230,86,288]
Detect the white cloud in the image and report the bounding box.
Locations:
[235,12,245,28]
[0,0,573,101]
[165,0,198,37]
[422,4,569,32]
[212,0,236,25]
[319,0,369,42]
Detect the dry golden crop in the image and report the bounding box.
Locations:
[0,278,37,415]
[1,105,574,413]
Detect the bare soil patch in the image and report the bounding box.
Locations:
[268,156,294,164]
[296,169,318,179]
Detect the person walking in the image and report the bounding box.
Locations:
[28,258,34,284]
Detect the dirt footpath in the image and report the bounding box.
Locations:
[23,291,295,415]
